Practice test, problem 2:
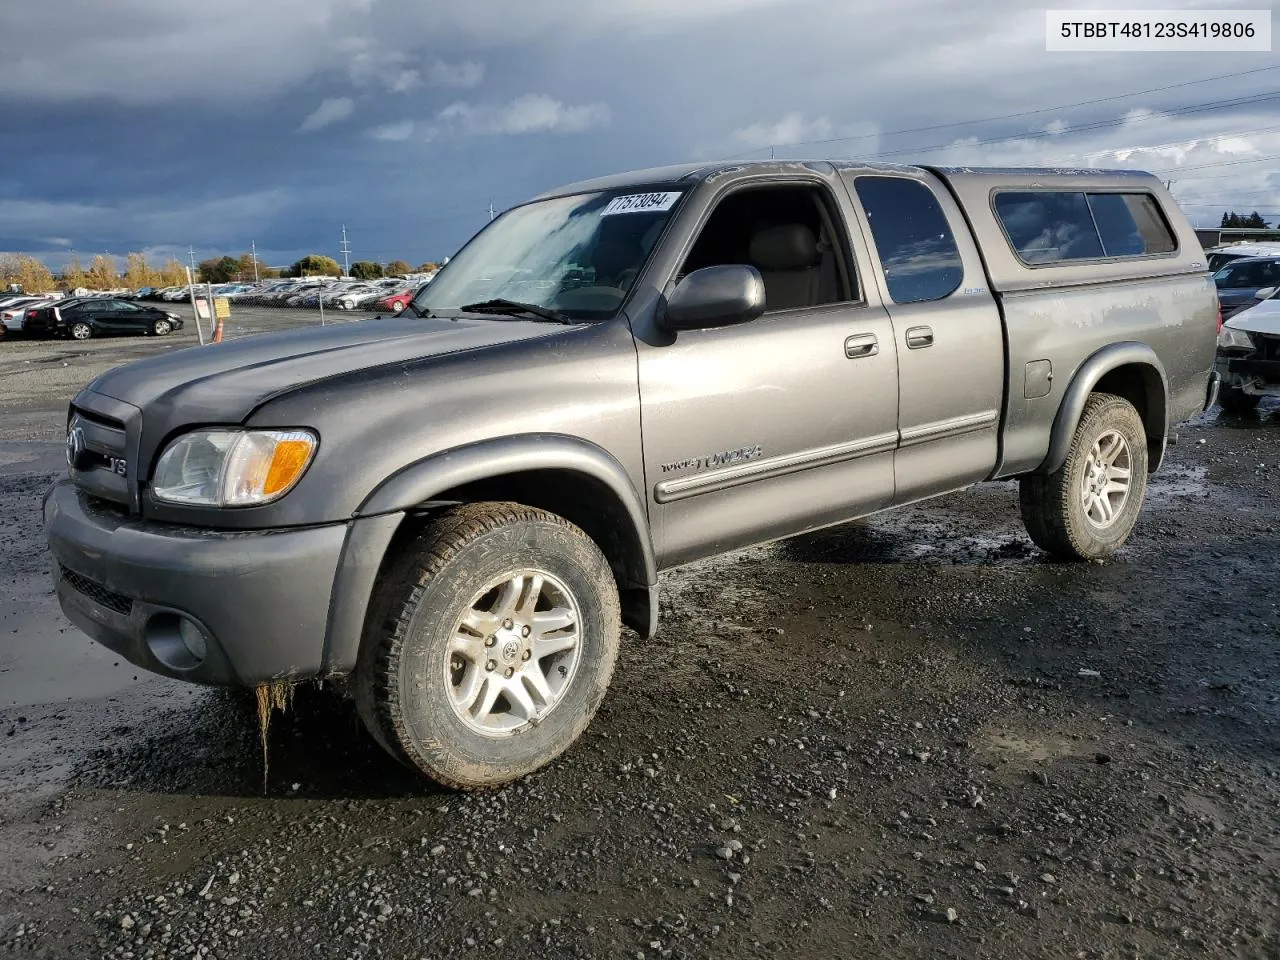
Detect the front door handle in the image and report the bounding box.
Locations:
[845,333,879,359]
[905,325,934,349]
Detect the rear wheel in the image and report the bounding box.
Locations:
[355,502,621,789]
[1019,392,1149,561]
[1217,383,1260,414]
[69,321,92,341]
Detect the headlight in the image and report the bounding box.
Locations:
[151,428,318,507]
[1217,326,1255,351]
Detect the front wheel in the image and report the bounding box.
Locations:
[1217,383,1260,414]
[1019,392,1149,561]
[151,318,172,336]
[355,502,621,790]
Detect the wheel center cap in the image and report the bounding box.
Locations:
[500,638,521,663]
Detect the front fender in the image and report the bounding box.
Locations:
[321,434,657,674]
[357,433,651,561]
[1040,341,1169,475]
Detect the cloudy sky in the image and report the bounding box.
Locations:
[1,0,1276,270]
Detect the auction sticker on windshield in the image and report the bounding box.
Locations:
[600,192,682,215]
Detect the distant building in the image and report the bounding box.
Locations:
[1195,226,1280,250]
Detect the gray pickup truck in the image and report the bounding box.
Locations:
[44,160,1219,789]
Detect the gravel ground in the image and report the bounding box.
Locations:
[0,311,1276,959]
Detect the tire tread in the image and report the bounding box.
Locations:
[354,502,618,791]
[1019,392,1147,561]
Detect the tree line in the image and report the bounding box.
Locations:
[0,252,190,294]
[0,251,443,294]
[197,254,440,283]
[1219,211,1271,229]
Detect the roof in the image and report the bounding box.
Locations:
[531,158,1163,203]
[1218,254,1280,265]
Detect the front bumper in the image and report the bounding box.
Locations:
[1215,354,1280,396]
[43,478,348,687]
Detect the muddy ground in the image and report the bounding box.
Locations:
[0,309,1277,959]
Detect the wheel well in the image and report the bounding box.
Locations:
[380,468,653,635]
[1092,363,1167,465]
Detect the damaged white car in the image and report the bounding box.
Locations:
[1216,285,1280,413]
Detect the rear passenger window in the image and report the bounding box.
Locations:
[1087,194,1177,256]
[993,190,1177,264]
[854,176,963,303]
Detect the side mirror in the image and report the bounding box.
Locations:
[659,264,766,333]
[1253,286,1277,300]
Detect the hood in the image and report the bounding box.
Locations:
[81,314,580,423]
[1225,297,1280,335]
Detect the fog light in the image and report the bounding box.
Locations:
[179,618,208,662]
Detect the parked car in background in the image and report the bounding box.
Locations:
[1205,241,1280,273]
[1213,256,1280,321]
[1215,284,1280,413]
[0,296,56,335]
[24,297,184,339]
[373,287,419,313]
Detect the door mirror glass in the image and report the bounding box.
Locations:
[1254,285,1277,300]
[660,265,766,332]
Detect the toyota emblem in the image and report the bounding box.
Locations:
[66,422,85,469]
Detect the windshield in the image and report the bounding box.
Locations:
[410,188,684,321]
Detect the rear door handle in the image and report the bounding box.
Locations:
[905,325,934,349]
[844,333,879,358]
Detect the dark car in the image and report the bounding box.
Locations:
[1213,255,1280,321]
[23,297,184,340]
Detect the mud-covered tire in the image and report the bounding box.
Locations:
[1217,384,1260,414]
[1019,392,1149,561]
[354,502,621,790]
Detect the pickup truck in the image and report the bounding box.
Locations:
[43,160,1220,790]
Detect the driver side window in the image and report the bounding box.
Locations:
[676,184,857,313]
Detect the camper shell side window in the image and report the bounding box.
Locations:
[991,189,1179,267]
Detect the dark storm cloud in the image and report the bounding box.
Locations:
[1,0,1276,268]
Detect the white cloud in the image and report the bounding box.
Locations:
[298,97,355,133]
[424,57,485,88]
[732,113,835,149]
[0,0,784,104]
[435,94,609,136]
[368,120,415,141]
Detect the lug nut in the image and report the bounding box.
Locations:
[521,625,531,638]
[503,618,513,629]
[485,636,496,647]
[522,650,531,661]
[486,660,497,672]
[504,667,515,679]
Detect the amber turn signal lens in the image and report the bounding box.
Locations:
[264,439,315,495]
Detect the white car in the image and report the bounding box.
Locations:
[1215,285,1280,412]
[1,297,55,334]
[1206,241,1280,273]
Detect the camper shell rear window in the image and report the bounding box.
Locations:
[992,190,1178,265]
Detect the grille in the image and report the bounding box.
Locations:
[59,564,133,616]
[1256,334,1280,364]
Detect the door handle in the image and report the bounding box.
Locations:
[844,333,879,359]
[905,325,934,349]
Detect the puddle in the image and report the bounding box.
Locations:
[776,517,1042,567]
[1148,463,1208,501]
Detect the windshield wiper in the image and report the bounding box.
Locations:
[458,299,572,324]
